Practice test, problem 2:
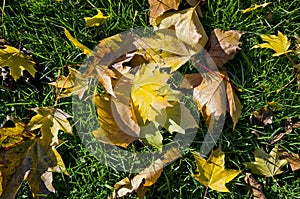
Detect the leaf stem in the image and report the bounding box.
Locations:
[1,0,5,39]
[203,186,209,199]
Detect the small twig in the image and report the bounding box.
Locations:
[203,186,209,199]
[86,0,97,9]
[1,0,5,39]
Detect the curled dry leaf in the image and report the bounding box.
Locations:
[111,148,180,198]
[252,31,292,56]
[240,2,271,14]
[84,9,109,27]
[0,45,36,80]
[148,0,181,25]
[244,145,288,177]
[279,149,300,171]
[192,146,240,192]
[158,7,208,48]
[244,173,267,199]
[206,28,243,68]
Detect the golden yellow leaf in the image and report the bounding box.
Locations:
[27,107,72,146]
[0,117,35,151]
[0,45,36,80]
[48,67,88,99]
[240,2,271,13]
[158,7,208,48]
[148,0,181,25]
[244,145,288,177]
[252,31,292,56]
[64,28,93,56]
[93,94,139,148]
[192,147,240,192]
[131,63,173,122]
[84,9,109,27]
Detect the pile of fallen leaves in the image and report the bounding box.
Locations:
[0,0,299,198]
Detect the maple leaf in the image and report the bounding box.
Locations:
[131,63,174,123]
[192,146,240,192]
[84,9,109,27]
[0,117,35,151]
[48,67,88,99]
[27,107,72,146]
[148,0,181,25]
[244,145,288,177]
[64,28,93,56]
[252,31,292,56]
[93,94,139,148]
[111,149,180,198]
[0,135,68,198]
[157,7,208,48]
[240,2,272,13]
[206,28,243,67]
[244,173,267,199]
[0,45,36,80]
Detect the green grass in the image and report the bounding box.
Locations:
[1,0,300,198]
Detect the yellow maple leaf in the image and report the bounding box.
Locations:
[0,45,36,80]
[244,145,288,177]
[252,31,292,56]
[192,146,240,192]
[27,107,72,146]
[131,63,174,122]
[64,28,93,56]
[84,9,109,27]
[240,2,271,13]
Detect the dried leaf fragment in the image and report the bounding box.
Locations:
[244,145,288,177]
[0,45,36,80]
[240,2,271,13]
[84,9,109,27]
[244,173,267,199]
[192,146,240,192]
[252,31,292,56]
[279,150,300,171]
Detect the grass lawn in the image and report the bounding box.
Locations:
[1,0,300,198]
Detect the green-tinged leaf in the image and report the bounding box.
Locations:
[192,146,240,192]
[0,45,36,80]
[252,31,292,56]
[84,9,109,27]
[64,28,93,56]
[244,145,288,177]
